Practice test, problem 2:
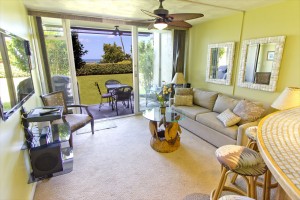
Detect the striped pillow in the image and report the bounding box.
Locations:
[217,108,241,127]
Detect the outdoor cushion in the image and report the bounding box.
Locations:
[233,100,265,125]
[173,105,211,120]
[174,95,193,106]
[217,109,241,127]
[175,88,193,95]
[196,112,238,140]
[193,88,218,110]
[213,94,239,113]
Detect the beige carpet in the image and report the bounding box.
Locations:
[33,115,219,199]
[33,115,268,200]
[76,119,117,135]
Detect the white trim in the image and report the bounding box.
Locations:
[132,26,139,113]
[237,36,286,92]
[206,42,235,85]
[62,20,80,111]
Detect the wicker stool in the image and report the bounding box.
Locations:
[231,126,278,200]
[211,145,267,200]
[218,195,255,200]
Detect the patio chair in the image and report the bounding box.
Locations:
[105,79,121,93]
[95,82,112,110]
[40,91,95,147]
[111,86,133,116]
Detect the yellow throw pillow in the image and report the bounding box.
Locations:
[174,95,193,106]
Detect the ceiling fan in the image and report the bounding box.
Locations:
[141,0,204,30]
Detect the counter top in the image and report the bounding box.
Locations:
[257,107,300,200]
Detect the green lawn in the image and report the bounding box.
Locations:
[77,74,133,105]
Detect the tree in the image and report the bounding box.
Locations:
[45,39,69,75]
[72,31,88,70]
[101,42,127,63]
[7,38,29,73]
[138,40,154,92]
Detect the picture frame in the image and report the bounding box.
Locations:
[267,51,275,61]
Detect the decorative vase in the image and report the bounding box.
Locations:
[160,106,166,114]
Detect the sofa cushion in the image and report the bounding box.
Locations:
[173,105,211,120]
[217,109,241,127]
[233,100,265,125]
[213,94,239,113]
[196,112,238,140]
[193,89,218,110]
[174,95,193,106]
[175,88,193,95]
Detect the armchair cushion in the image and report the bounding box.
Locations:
[53,114,93,132]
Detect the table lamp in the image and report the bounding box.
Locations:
[172,72,186,87]
[271,87,300,110]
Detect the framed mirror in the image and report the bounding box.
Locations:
[0,28,34,121]
[237,36,285,92]
[206,42,235,85]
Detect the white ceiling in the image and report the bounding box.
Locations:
[24,0,285,29]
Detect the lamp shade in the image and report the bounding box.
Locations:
[171,72,186,84]
[271,87,300,110]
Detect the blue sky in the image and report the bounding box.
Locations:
[78,33,132,60]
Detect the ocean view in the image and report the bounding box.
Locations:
[83,58,101,63]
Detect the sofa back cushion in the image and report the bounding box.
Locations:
[233,100,265,125]
[175,88,193,95]
[193,89,218,110]
[213,94,239,113]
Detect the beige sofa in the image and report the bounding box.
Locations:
[171,88,273,147]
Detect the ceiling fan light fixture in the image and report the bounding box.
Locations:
[154,19,168,30]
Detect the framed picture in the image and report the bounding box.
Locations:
[267,51,275,61]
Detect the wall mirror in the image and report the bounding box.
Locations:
[237,36,285,92]
[0,28,34,121]
[206,42,235,85]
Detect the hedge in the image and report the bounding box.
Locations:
[76,61,133,76]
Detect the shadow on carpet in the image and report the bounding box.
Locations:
[76,120,117,135]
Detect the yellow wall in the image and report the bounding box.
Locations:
[187,0,300,103]
[0,0,41,199]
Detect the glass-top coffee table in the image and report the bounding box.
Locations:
[143,107,184,153]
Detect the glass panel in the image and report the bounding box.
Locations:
[5,35,33,103]
[42,17,74,104]
[0,49,12,111]
[138,29,173,111]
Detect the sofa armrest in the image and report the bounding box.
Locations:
[237,121,259,146]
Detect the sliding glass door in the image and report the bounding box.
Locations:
[137,28,173,111]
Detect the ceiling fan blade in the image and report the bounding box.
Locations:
[141,9,162,19]
[168,13,204,21]
[147,23,155,30]
[168,21,192,28]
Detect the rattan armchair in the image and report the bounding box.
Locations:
[40,91,94,147]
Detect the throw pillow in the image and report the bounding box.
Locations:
[217,108,241,127]
[174,95,193,106]
[193,89,218,110]
[233,100,265,125]
[175,88,193,96]
[213,94,239,113]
